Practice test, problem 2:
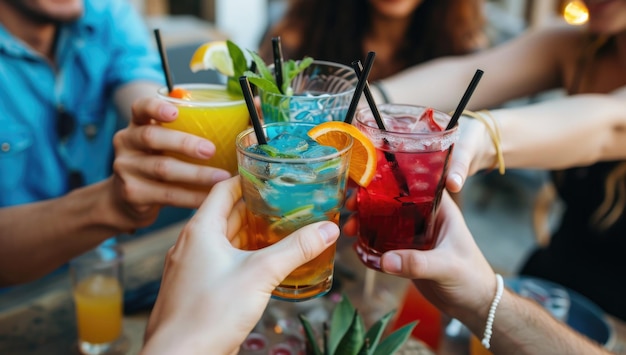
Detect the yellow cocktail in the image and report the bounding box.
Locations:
[158,84,249,175]
[73,275,123,345]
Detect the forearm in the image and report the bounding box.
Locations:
[479,94,626,172]
[0,178,132,286]
[471,289,610,354]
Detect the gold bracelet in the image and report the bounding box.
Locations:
[461,109,505,175]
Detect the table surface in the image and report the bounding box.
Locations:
[0,221,624,354]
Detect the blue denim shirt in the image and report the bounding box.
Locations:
[0,0,164,206]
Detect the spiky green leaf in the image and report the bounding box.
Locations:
[372,321,418,355]
[298,314,322,355]
[334,311,365,355]
[361,310,396,354]
[329,295,356,354]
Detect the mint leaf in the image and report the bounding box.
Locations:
[227,40,247,76]
[248,50,275,83]
[244,70,281,94]
[282,57,313,94]
[226,40,248,97]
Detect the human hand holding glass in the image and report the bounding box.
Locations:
[142,176,340,355]
[112,96,232,219]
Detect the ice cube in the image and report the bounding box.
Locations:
[410,108,443,133]
[268,132,309,153]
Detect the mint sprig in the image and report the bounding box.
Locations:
[226,40,248,97]
[245,51,314,96]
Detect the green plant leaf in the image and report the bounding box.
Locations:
[334,311,365,355]
[361,310,396,355]
[248,50,275,83]
[282,57,313,94]
[329,294,356,354]
[244,72,281,94]
[226,40,247,77]
[372,321,418,355]
[298,314,322,355]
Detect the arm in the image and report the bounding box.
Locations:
[378,193,610,354]
[141,177,340,354]
[447,92,626,191]
[377,24,578,111]
[0,178,148,286]
[486,289,611,354]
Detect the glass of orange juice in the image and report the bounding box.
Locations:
[70,244,124,355]
[157,83,250,176]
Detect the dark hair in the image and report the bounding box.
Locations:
[261,0,485,79]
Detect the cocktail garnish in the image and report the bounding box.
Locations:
[244,51,314,96]
[308,121,377,187]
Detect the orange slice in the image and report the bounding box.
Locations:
[189,41,234,76]
[308,121,377,187]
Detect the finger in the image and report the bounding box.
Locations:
[446,147,472,193]
[115,173,209,209]
[120,124,217,161]
[115,154,231,186]
[188,176,243,236]
[224,200,248,242]
[254,222,340,282]
[131,97,178,125]
[380,193,474,280]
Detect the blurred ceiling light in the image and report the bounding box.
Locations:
[563,0,589,25]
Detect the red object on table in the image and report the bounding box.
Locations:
[392,283,443,351]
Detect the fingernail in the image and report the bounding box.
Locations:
[160,104,178,119]
[383,252,402,273]
[198,142,215,158]
[318,223,338,244]
[450,173,463,188]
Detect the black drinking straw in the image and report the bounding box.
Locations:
[271,37,285,94]
[352,57,410,196]
[239,76,267,145]
[344,51,376,124]
[248,60,258,96]
[351,60,386,131]
[153,29,174,93]
[445,69,484,130]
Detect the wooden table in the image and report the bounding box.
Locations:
[0,221,624,354]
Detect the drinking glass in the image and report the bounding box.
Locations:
[157,83,250,175]
[354,104,459,270]
[70,244,124,355]
[236,122,352,301]
[259,61,357,124]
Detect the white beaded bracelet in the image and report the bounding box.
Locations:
[482,273,504,349]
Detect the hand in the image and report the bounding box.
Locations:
[378,192,497,323]
[112,97,232,217]
[142,176,340,354]
[446,116,492,193]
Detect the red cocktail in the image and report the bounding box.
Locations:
[354,104,458,270]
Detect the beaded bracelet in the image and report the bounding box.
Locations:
[460,110,505,175]
[482,273,504,349]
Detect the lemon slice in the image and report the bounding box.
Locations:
[189,41,235,76]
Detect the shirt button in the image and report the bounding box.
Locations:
[83,124,98,139]
[1,142,9,152]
